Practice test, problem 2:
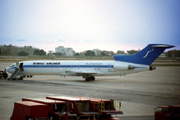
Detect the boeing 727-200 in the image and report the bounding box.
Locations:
[6,44,174,81]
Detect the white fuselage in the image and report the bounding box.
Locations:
[6,60,149,77]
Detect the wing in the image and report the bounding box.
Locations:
[65,70,98,76]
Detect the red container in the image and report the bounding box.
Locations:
[10,101,48,120]
[22,98,65,114]
[46,96,90,114]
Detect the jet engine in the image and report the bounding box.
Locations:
[113,64,134,71]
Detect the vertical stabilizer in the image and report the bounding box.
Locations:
[114,44,174,65]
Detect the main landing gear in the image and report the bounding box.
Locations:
[8,75,24,80]
[85,76,95,81]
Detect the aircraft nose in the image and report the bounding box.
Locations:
[5,67,9,73]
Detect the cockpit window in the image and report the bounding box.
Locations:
[10,64,16,67]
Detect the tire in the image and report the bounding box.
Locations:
[90,76,95,81]
[3,73,8,79]
[85,77,91,81]
[85,76,95,81]
[19,76,24,80]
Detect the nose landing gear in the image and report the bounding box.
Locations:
[85,76,95,81]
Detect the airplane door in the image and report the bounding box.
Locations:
[19,63,24,71]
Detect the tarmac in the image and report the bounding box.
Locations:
[0,62,180,120]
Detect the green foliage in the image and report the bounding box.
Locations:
[117,50,126,54]
[100,51,115,56]
[85,50,95,56]
[75,53,80,56]
[127,50,139,55]
[33,49,46,55]
[54,52,62,56]
[166,50,180,57]
[18,51,29,56]
[0,44,36,55]
[101,51,108,56]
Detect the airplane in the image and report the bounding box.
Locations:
[6,44,174,81]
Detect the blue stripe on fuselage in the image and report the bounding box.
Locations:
[23,65,114,68]
[23,65,147,69]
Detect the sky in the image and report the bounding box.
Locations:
[0,0,180,53]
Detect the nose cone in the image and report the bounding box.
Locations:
[5,67,9,73]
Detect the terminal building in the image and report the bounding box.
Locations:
[55,46,75,56]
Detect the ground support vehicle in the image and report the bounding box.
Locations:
[0,69,8,79]
[11,96,123,120]
[154,105,180,120]
[77,97,123,120]
[46,96,93,120]
[10,101,49,120]
[47,96,123,120]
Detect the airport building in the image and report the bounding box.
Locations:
[55,46,75,56]
[92,49,101,56]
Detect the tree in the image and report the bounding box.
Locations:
[101,51,108,56]
[18,51,29,56]
[75,53,80,56]
[166,50,180,58]
[127,50,139,55]
[117,50,126,54]
[54,52,62,56]
[33,49,46,55]
[100,51,114,56]
[85,50,95,56]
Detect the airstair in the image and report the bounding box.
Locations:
[8,62,24,80]
[9,68,19,80]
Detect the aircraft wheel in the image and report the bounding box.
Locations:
[90,76,95,81]
[85,76,95,81]
[19,76,24,80]
[85,77,91,81]
[3,72,8,79]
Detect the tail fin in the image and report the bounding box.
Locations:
[114,44,174,65]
